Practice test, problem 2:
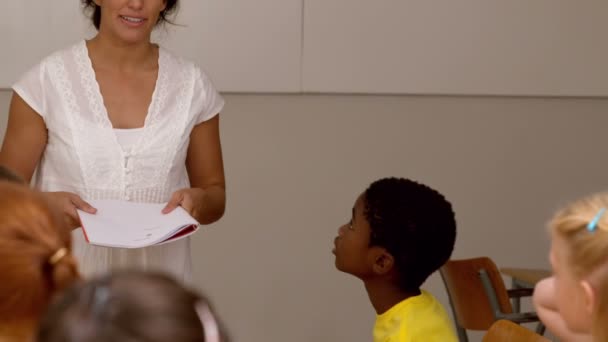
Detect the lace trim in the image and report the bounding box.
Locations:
[70,42,124,189]
[46,51,92,189]
[37,178,175,203]
[42,43,196,199]
[143,47,168,127]
[132,51,192,189]
[75,41,112,128]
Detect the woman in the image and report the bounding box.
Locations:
[0,0,226,283]
[0,182,80,342]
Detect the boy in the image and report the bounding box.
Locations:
[332,177,457,341]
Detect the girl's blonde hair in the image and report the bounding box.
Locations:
[550,193,608,341]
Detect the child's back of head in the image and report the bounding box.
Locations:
[548,193,608,341]
[38,271,229,342]
[0,181,79,340]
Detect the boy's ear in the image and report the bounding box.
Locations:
[371,248,394,275]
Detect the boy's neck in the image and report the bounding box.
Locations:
[364,279,421,315]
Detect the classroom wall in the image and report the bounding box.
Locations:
[4,1,608,96]
[302,1,608,96]
[2,91,607,341]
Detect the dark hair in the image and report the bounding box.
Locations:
[81,0,179,30]
[364,178,456,292]
[38,271,229,342]
[0,165,24,183]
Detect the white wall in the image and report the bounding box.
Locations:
[3,1,608,95]
[0,0,302,92]
[3,90,606,341]
[303,1,608,96]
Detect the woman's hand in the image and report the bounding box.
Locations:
[42,192,97,230]
[162,188,207,222]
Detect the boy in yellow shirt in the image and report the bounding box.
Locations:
[332,177,458,342]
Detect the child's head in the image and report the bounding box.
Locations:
[548,193,608,339]
[0,182,79,336]
[38,271,229,342]
[333,177,456,292]
[0,165,24,183]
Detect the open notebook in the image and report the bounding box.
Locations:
[76,200,200,249]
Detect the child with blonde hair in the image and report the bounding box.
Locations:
[534,193,608,342]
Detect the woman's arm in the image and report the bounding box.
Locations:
[0,93,47,181]
[164,115,226,224]
[1,93,96,229]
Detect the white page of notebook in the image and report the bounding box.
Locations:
[77,200,200,249]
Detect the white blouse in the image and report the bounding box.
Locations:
[114,127,144,153]
[13,40,225,283]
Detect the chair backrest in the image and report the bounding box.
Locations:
[483,320,549,342]
[440,257,513,330]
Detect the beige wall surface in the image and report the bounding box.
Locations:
[2,91,607,341]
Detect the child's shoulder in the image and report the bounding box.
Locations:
[374,291,457,342]
[398,291,457,340]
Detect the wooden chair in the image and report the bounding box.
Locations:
[440,257,543,342]
[483,320,549,342]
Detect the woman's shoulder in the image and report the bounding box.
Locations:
[46,40,85,60]
[34,40,86,69]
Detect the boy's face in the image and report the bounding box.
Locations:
[333,193,385,278]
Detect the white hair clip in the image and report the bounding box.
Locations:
[195,302,220,342]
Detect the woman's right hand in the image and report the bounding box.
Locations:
[42,192,97,230]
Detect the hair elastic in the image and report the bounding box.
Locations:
[49,248,68,265]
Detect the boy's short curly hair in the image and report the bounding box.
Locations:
[364,178,456,291]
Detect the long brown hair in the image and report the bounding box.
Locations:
[0,181,79,323]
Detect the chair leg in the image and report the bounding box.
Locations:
[512,278,521,313]
[535,322,546,335]
[456,325,468,342]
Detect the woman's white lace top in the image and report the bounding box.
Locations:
[12,40,225,283]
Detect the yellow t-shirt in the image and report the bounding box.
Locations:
[373,290,458,342]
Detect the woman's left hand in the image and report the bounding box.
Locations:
[162,188,206,221]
